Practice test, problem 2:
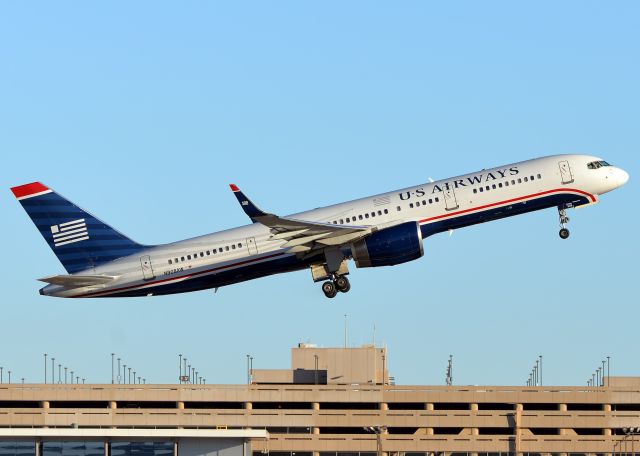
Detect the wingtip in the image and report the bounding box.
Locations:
[11,182,50,199]
[229,184,240,192]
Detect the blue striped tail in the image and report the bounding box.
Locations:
[11,182,148,273]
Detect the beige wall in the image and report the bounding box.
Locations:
[1,380,640,454]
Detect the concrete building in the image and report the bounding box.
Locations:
[1,344,639,456]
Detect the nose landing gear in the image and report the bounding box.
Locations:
[558,207,570,239]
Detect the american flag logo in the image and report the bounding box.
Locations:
[50,218,89,247]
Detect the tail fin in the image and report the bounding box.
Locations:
[11,182,148,273]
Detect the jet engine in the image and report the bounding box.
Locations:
[351,221,424,268]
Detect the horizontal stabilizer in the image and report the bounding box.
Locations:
[39,274,119,288]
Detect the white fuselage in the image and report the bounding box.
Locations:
[41,154,628,298]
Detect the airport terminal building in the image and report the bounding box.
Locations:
[1,344,639,456]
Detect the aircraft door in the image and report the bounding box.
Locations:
[443,186,459,211]
[246,237,258,255]
[559,160,574,184]
[140,255,155,280]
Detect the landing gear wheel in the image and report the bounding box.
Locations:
[335,276,351,293]
[322,281,337,298]
[557,207,571,239]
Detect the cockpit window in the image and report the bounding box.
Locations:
[587,160,611,169]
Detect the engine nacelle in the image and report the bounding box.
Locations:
[351,221,424,268]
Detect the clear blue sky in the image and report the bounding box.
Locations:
[1,1,638,386]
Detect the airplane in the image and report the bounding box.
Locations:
[11,154,628,299]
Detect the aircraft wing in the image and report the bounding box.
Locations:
[39,274,119,288]
[229,184,373,253]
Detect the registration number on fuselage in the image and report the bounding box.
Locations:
[164,267,184,276]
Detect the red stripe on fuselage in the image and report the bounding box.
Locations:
[11,182,50,199]
[75,252,288,298]
[419,188,595,224]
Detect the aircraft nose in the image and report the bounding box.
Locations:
[616,167,630,187]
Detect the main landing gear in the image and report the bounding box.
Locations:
[322,275,351,299]
[558,207,570,239]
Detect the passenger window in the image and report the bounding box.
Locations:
[377,210,382,216]
[365,213,369,218]
[181,256,185,261]
[384,209,388,214]
[524,177,528,182]
[517,178,522,184]
[168,259,172,265]
[511,180,516,185]
[473,188,477,194]
[530,175,534,180]
[175,258,179,263]
[435,197,439,202]
[200,252,204,257]
[371,212,375,217]
[346,217,350,223]
[359,214,364,219]
[415,201,420,207]
[225,246,229,251]
[409,203,414,208]
[492,184,496,189]
[537,173,542,179]
[485,186,490,191]
[498,183,503,188]
[339,219,344,224]
[428,199,433,203]
[232,244,236,250]
[238,243,242,248]
[479,187,484,192]
[422,200,426,205]
[505,181,509,186]
[396,206,401,211]
[206,250,210,255]
[187,255,191,260]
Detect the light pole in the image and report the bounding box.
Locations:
[58,364,61,384]
[128,367,131,384]
[111,353,115,384]
[44,354,47,384]
[51,358,55,384]
[8,370,11,384]
[314,354,319,385]
[0,366,3,384]
[117,358,121,384]
[123,364,127,384]
[539,355,543,386]
[607,356,611,387]
[64,367,68,384]
[179,354,182,384]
